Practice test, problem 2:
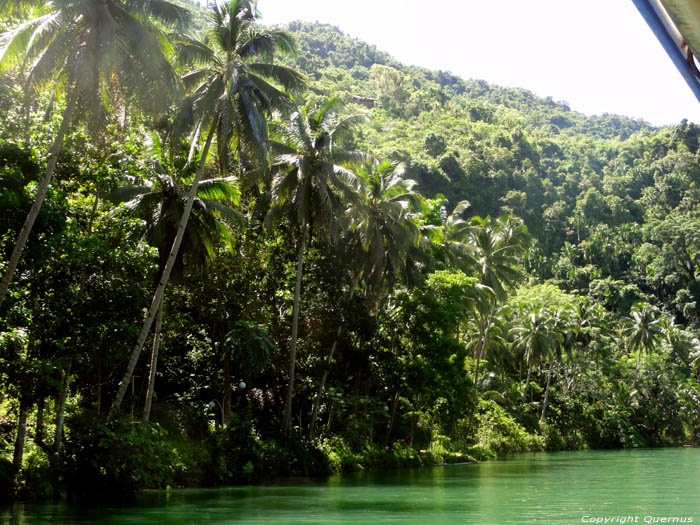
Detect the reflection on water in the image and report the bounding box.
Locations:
[2,448,699,524]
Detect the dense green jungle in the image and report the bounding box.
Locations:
[2,0,700,502]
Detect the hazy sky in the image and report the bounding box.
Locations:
[225,0,700,126]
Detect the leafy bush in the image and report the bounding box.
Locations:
[0,458,13,501]
[476,400,544,456]
[63,412,180,499]
[18,448,56,501]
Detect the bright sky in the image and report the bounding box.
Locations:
[237,0,700,126]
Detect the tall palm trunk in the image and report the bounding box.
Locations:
[540,360,554,422]
[12,375,33,473]
[108,121,217,420]
[143,302,164,421]
[223,347,232,423]
[282,228,307,436]
[468,307,494,430]
[383,389,401,447]
[309,271,361,438]
[35,397,46,450]
[525,361,532,393]
[53,359,72,455]
[0,94,77,306]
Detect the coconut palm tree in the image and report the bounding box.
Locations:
[351,160,421,293]
[267,98,367,435]
[458,215,528,428]
[108,0,303,419]
[437,200,478,272]
[110,138,241,421]
[512,308,558,395]
[539,307,567,421]
[468,215,529,302]
[0,0,188,305]
[622,303,664,377]
[308,160,420,437]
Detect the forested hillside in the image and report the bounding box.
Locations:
[2,1,700,501]
[287,21,700,323]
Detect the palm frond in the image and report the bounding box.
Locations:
[0,12,56,71]
[107,184,153,204]
[176,36,218,68]
[247,62,305,93]
[331,149,373,166]
[330,112,368,141]
[197,177,240,205]
[201,198,245,228]
[127,0,192,30]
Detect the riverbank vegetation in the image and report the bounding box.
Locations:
[2,0,700,502]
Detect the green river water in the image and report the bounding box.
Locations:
[1,448,699,524]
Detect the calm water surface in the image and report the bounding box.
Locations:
[2,448,699,524]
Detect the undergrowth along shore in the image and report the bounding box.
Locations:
[1,396,681,503]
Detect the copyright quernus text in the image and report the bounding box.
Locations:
[581,517,693,524]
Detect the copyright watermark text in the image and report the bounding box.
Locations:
[581,517,694,524]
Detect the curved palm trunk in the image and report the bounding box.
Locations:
[53,359,72,455]
[0,94,77,306]
[108,122,217,420]
[540,360,554,422]
[309,272,361,438]
[468,307,494,430]
[525,361,532,396]
[223,347,232,423]
[635,347,643,380]
[12,375,33,473]
[383,388,401,447]
[282,228,307,436]
[143,301,164,422]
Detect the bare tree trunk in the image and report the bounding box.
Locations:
[0,94,77,306]
[468,308,494,431]
[54,360,72,455]
[35,396,46,449]
[540,360,554,422]
[12,376,32,472]
[525,362,532,394]
[326,399,336,431]
[282,229,307,436]
[383,389,400,447]
[309,272,361,438]
[108,121,217,420]
[143,302,164,422]
[409,413,417,447]
[96,361,102,416]
[223,348,232,424]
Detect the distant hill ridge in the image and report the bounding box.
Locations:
[283,20,654,140]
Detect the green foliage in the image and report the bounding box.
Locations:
[423,133,446,158]
[2,7,700,504]
[63,413,182,498]
[474,400,545,456]
[0,458,13,501]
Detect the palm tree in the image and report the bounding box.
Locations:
[0,0,188,305]
[622,303,664,377]
[267,98,367,435]
[308,160,420,437]
[108,0,303,419]
[110,139,240,421]
[351,161,421,294]
[539,308,567,421]
[512,309,558,395]
[438,200,477,272]
[468,215,529,302]
[460,215,528,428]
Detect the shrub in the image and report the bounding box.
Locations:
[63,412,178,499]
[475,400,544,456]
[0,458,13,501]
